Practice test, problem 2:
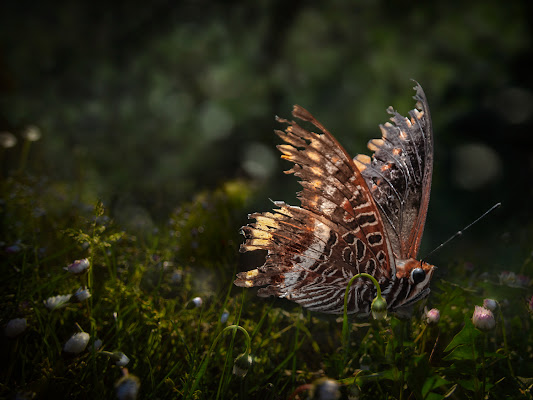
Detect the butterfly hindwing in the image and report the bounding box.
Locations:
[237,202,388,314]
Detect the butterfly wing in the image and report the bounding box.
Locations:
[354,83,433,259]
[236,106,395,314]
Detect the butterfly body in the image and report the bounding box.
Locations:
[236,83,435,316]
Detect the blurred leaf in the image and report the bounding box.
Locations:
[421,371,448,397]
[443,317,480,360]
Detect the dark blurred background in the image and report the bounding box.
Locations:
[1,1,532,272]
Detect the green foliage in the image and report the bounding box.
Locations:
[1,169,533,399]
[169,180,251,269]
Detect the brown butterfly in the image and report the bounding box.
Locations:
[235,82,435,316]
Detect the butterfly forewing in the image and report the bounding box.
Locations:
[354,83,433,259]
[236,105,396,314]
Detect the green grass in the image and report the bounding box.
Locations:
[1,170,533,399]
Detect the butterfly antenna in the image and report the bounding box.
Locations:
[422,202,501,262]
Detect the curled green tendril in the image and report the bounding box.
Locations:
[343,273,386,319]
[342,273,387,358]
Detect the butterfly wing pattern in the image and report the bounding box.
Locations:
[354,83,433,260]
[235,82,435,316]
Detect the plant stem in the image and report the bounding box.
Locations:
[498,307,515,378]
[186,325,251,399]
[17,139,31,174]
[471,326,480,398]
[399,319,405,400]
[480,335,486,400]
[342,273,383,367]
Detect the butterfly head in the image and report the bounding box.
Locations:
[393,259,436,309]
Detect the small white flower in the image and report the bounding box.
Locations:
[21,125,42,142]
[220,310,230,323]
[114,352,130,366]
[6,243,21,253]
[0,131,17,148]
[14,390,36,400]
[483,298,498,311]
[472,305,496,332]
[5,318,27,338]
[426,308,440,324]
[516,274,531,287]
[74,287,91,302]
[92,339,103,351]
[65,258,90,274]
[347,384,361,400]
[498,271,530,288]
[44,294,72,310]
[169,269,182,284]
[191,297,203,308]
[115,371,140,400]
[359,354,371,371]
[312,378,341,400]
[64,332,90,354]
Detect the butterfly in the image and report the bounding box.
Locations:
[235,82,435,316]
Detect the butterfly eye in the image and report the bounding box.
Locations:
[411,268,426,284]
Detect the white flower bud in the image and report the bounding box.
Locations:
[115,372,140,400]
[311,378,341,400]
[21,125,42,142]
[65,258,90,274]
[426,308,440,324]
[0,132,17,148]
[191,297,203,308]
[482,299,498,312]
[371,296,387,320]
[44,294,72,310]
[232,353,252,378]
[64,332,90,354]
[5,318,27,338]
[114,352,130,366]
[220,310,230,323]
[74,287,91,302]
[472,305,496,332]
[92,339,103,351]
